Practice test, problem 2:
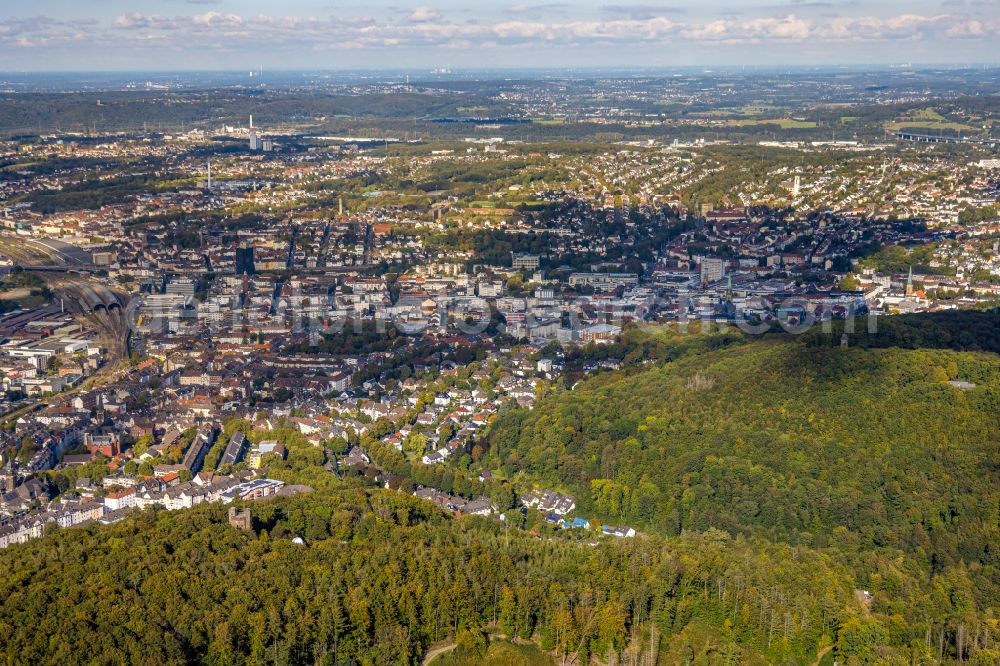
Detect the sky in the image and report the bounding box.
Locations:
[1,0,999,71]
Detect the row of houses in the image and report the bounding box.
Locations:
[0,474,301,549]
[523,488,636,538]
[413,487,495,517]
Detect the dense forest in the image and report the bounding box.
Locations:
[803,308,1000,355]
[0,489,864,665]
[485,329,1000,664]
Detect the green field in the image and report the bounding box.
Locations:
[886,120,976,132]
[728,118,818,129]
[887,106,976,132]
[909,106,947,121]
[431,639,554,666]
[737,103,781,116]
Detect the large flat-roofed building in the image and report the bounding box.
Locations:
[568,273,639,290]
[512,253,540,271]
[248,440,286,469]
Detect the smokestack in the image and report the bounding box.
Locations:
[249,114,253,129]
[338,197,343,216]
[207,161,212,190]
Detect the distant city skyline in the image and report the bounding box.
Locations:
[1,1,999,71]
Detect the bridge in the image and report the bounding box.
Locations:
[893,132,1000,148]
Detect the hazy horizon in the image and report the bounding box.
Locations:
[4,64,1000,73]
[2,1,999,72]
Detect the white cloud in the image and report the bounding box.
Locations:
[191,12,245,27]
[2,9,998,54]
[409,6,443,23]
[678,12,991,43]
[944,16,1000,36]
[113,13,178,30]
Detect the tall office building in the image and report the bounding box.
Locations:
[235,242,255,276]
[248,114,261,151]
[700,257,726,284]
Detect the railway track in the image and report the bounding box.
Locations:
[34,271,132,364]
